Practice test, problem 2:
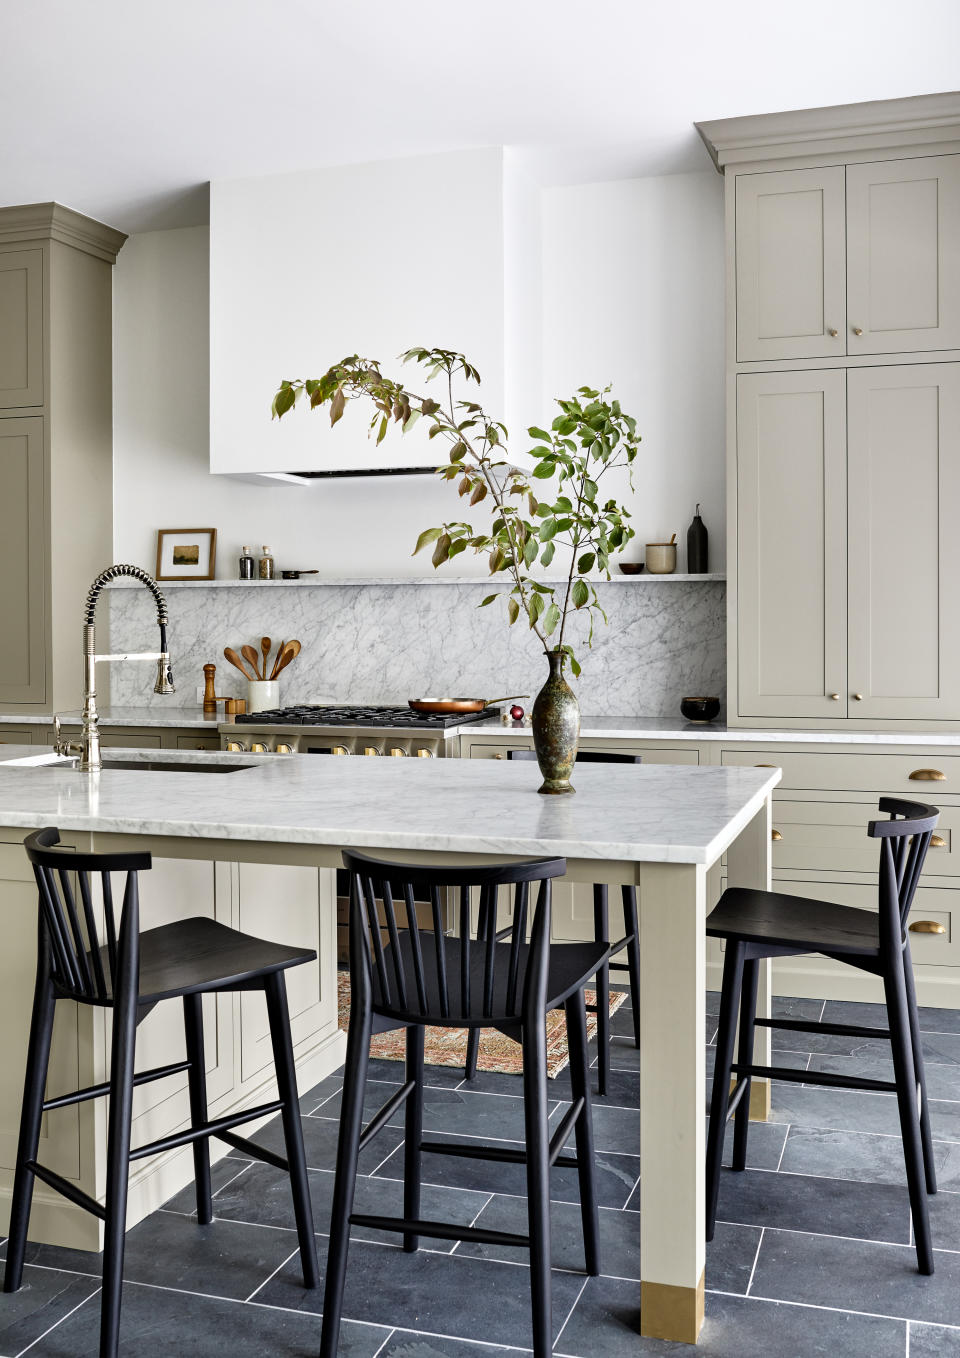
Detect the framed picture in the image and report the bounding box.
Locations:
[155,528,217,581]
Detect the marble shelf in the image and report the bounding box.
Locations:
[106,573,726,588]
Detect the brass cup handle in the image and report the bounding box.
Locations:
[853,693,864,701]
[853,326,863,336]
[910,919,946,935]
[827,327,838,337]
[754,763,776,767]
[493,752,505,760]
[931,834,947,848]
[771,829,783,841]
[910,768,946,781]
[829,693,840,701]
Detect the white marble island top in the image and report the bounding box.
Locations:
[467,714,960,745]
[0,745,779,865]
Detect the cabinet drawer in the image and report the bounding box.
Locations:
[468,741,698,765]
[721,747,960,795]
[98,732,163,750]
[176,734,221,751]
[0,727,34,745]
[770,800,960,876]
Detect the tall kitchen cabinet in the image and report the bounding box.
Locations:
[0,204,125,712]
[698,93,960,730]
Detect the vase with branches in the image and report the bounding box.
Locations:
[272,347,640,793]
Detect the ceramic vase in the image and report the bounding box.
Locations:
[531,650,580,794]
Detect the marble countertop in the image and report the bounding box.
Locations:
[0,707,222,729]
[0,744,779,865]
[467,715,960,746]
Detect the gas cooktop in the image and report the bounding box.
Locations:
[232,705,491,730]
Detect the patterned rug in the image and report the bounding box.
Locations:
[336,971,627,1079]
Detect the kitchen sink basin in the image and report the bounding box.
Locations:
[0,753,255,774]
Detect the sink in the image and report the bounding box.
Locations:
[0,753,77,768]
[0,753,255,774]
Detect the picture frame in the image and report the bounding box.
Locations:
[155,528,217,581]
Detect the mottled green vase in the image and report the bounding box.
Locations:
[531,650,580,795]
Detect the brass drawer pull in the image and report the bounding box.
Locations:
[910,768,946,781]
[771,829,782,841]
[931,834,947,848]
[493,752,505,760]
[910,920,946,935]
[827,327,838,337]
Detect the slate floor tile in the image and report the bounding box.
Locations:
[715,1166,912,1244]
[22,1281,389,1357]
[375,1334,530,1358]
[256,1237,585,1350]
[119,1211,303,1300]
[320,1085,557,1143]
[161,1154,253,1216]
[750,1227,960,1326]
[779,1124,960,1190]
[768,1084,960,1141]
[822,1000,960,1038]
[719,1117,789,1171]
[255,1109,405,1174]
[554,1275,906,1358]
[561,1101,641,1156]
[807,1049,960,1101]
[0,1263,100,1357]
[457,1196,643,1277]
[909,1321,960,1356]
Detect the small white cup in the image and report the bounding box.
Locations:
[247,680,280,713]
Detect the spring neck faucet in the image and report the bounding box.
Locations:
[55,565,175,771]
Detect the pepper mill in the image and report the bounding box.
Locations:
[687,503,708,573]
[202,663,218,713]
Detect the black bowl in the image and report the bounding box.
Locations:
[680,696,720,724]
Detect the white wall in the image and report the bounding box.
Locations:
[113,165,726,577]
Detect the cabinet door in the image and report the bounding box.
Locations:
[0,417,46,703]
[847,155,960,355]
[735,167,846,361]
[0,249,43,409]
[737,371,847,719]
[847,364,960,719]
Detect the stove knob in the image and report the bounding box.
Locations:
[332,746,350,756]
[250,742,269,754]
[415,748,434,758]
[387,747,407,757]
[225,740,246,752]
[275,743,293,754]
[363,746,382,756]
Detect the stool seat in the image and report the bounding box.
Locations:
[707,886,881,958]
[91,916,317,1004]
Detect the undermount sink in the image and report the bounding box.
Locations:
[0,753,255,774]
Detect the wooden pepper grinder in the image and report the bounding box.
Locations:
[202,663,246,717]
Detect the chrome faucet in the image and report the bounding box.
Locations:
[54,565,175,772]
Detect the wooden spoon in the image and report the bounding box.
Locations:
[272,639,301,678]
[260,636,272,680]
[241,643,262,680]
[268,641,286,681]
[224,646,258,681]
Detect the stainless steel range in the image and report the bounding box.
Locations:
[218,705,491,757]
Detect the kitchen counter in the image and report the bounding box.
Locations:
[0,706,221,728]
[468,714,960,745]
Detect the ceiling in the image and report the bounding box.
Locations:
[2,0,958,233]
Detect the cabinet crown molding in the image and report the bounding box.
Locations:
[0,202,127,263]
[696,90,960,171]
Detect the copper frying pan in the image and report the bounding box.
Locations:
[408,695,529,715]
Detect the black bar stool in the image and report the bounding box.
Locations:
[3,827,320,1357]
[466,748,642,1096]
[705,798,939,1273]
[321,850,609,1358]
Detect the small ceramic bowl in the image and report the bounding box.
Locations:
[680,696,720,724]
[618,562,645,575]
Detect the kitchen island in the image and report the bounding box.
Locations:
[0,746,778,1345]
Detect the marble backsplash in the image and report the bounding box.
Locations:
[107,580,726,717]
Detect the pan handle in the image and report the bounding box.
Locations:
[483,695,530,707]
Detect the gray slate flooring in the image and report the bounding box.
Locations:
[4,993,960,1355]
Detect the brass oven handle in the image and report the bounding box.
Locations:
[771,829,783,841]
[931,835,947,848]
[910,769,946,781]
[910,920,946,935]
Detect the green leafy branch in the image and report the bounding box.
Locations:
[272,349,640,676]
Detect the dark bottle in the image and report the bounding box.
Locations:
[687,504,708,573]
[238,545,255,580]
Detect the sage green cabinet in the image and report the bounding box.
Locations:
[0,417,46,703]
[0,248,43,408]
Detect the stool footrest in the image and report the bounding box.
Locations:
[358,1079,415,1153]
[42,1060,192,1112]
[732,1061,897,1095]
[549,1097,585,1166]
[608,961,632,973]
[420,1137,579,1171]
[128,1100,284,1161]
[349,1212,530,1249]
[755,1017,890,1041]
[725,1077,749,1123]
[25,1160,106,1221]
[219,1131,289,1172]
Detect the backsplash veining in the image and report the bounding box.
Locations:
[108,581,726,717]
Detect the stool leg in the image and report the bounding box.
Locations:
[565,991,600,1275]
[100,974,139,1356]
[182,993,212,1225]
[4,964,57,1293]
[706,941,745,1242]
[732,958,760,1172]
[522,1010,553,1358]
[404,1024,424,1252]
[593,884,611,1098]
[884,953,933,1274]
[264,972,318,1289]
[621,886,641,1049]
[320,970,373,1358]
[464,1027,481,1080]
[903,940,937,1195]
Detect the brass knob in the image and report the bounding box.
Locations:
[910,768,946,781]
[225,741,245,752]
[771,829,783,841]
[250,742,268,753]
[493,752,505,760]
[363,746,382,757]
[416,748,434,758]
[931,834,947,848]
[829,693,840,701]
[827,327,838,337]
[275,743,293,754]
[853,326,863,336]
[853,693,863,701]
[332,745,350,756]
[387,747,407,757]
[910,919,946,935]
